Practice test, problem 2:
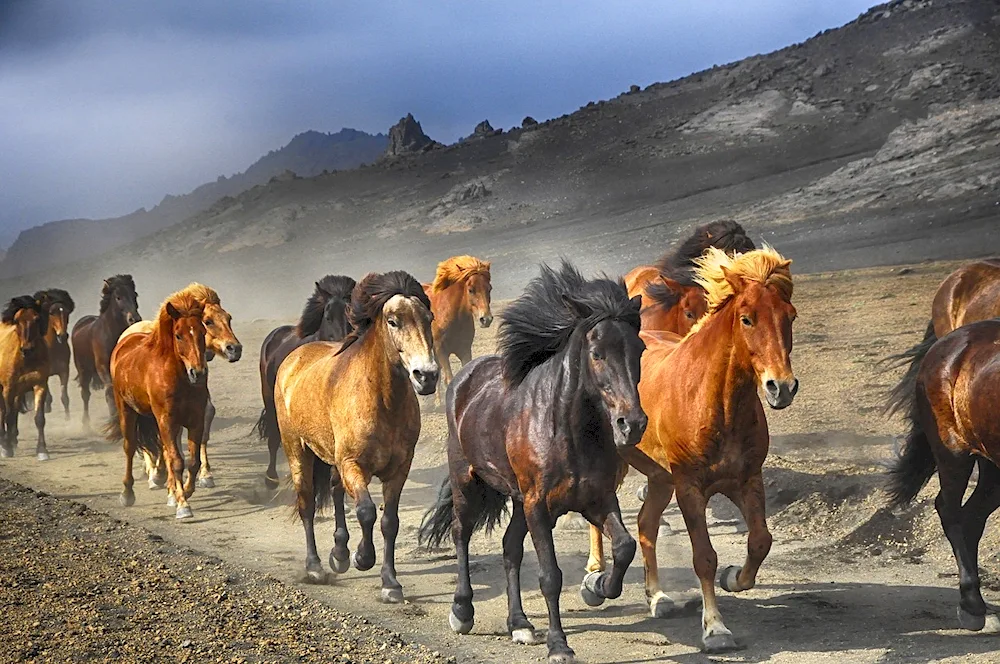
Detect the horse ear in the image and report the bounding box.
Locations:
[720,265,745,294]
[778,258,792,270]
[561,293,590,319]
[165,302,181,320]
[659,276,684,294]
[629,295,643,311]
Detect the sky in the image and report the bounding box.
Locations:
[0,0,879,248]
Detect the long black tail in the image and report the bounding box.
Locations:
[253,406,279,442]
[314,458,333,512]
[885,385,938,509]
[881,319,936,418]
[103,412,162,455]
[418,475,510,549]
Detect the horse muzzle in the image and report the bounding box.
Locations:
[57,333,69,345]
[479,314,494,328]
[410,366,440,396]
[225,343,243,363]
[612,410,648,448]
[126,313,139,325]
[186,367,207,385]
[764,377,798,410]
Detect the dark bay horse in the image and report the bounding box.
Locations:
[0,296,52,460]
[34,289,75,418]
[106,291,208,519]
[419,261,646,664]
[422,255,493,406]
[71,274,140,428]
[883,258,1000,417]
[255,275,355,489]
[588,246,797,652]
[887,318,1000,632]
[274,271,437,600]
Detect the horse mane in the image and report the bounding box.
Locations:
[654,220,756,283]
[33,288,75,314]
[688,244,792,335]
[296,275,357,337]
[169,283,220,307]
[99,274,138,313]
[2,295,47,329]
[499,260,641,387]
[431,255,491,292]
[336,271,430,355]
[153,292,205,356]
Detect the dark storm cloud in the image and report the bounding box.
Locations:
[0,0,878,247]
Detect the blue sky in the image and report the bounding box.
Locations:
[0,0,879,247]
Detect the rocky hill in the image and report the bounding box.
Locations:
[0,128,386,279]
[4,0,999,320]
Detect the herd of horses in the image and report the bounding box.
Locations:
[0,221,998,661]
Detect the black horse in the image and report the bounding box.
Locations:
[254,275,356,488]
[419,260,647,664]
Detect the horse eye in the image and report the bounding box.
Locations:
[205,320,214,326]
[175,334,182,340]
[591,351,604,361]
[387,319,399,328]
[685,311,695,320]
[741,315,753,327]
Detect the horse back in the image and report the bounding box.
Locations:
[933,260,1000,337]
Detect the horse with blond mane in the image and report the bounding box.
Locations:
[0,296,52,460]
[33,289,75,418]
[118,283,242,490]
[587,245,797,652]
[275,271,438,598]
[105,290,209,519]
[422,256,492,405]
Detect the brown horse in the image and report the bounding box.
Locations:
[422,256,492,406]
[33,289,75,418]
[71,274,140,428]
[105,291,208,519]
[588,246,797,652]
[419,261,646,664]
[275,271,437,599]
[886,318,1000,632]
[0,296,52,460]
[118,283,242,489]
[255,275,355,489]
[883,258,1000,417]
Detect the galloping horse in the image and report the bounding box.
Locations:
[71,274,140,428]
[105,291,208,519]
[118,283,242,489]
[626,220,755,336]
[886,318,1000,632]
[883,258,1000,417]
[588,246,797,652]
[0,296,52,460]
[34,289,75,417]
[419,261,646,664]
[275,271,437,599]
[422,256,492,406]
[255,275,355,489]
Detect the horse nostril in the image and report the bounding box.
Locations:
[765,379,778,395]
[616,417,629,434]
[790,379,799,396]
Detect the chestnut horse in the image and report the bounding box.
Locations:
[422,256,492,406]
[105,291,208,519]
[886,318,1000,632]
[34,289,75,418]
[71,274,140,428]
[274,271,437,599]
[883,258,1000,418]
[588,246,797,652]
[0,296,52,460]
[118,283,242,489]
[254,275,355,489]
[419,261,647,664]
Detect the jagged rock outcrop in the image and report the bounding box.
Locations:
[521,116,538,129]
[463,120,502,142]
[385,114,442,157]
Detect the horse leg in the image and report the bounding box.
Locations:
[44,380,53,414]
[32,384,50,461]
[719,474,772,594]
[197,396,216,488]
[432,346,451,409]
[119,406,138,507]
[377,469,409,603]
[639,476,695,618]
[523,498,574,664]
[60,369,70,419]
[328,481,351,574]
[181,419,204,501]
[448,467,481,635]
[958,459,1000,631]
[340,460,377,571]
[284,435,324,581]
[156,415,190,519]
[586,524,605,574]
[935,451,985,630]
[579,502,636,608]
[0,393,13,458]
[676,484,736,653]
[80,374,91,430]
[143,449,166,489]
[500,500,541,644]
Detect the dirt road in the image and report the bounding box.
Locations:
[3,260,1000,663]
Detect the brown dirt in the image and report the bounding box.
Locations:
[4,259,1000,663]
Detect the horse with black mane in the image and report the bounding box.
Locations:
[254,275,356,488]
[71,274,140,428]
[419,260,646,664]
[33,289,75,418]
[0,296,52,460]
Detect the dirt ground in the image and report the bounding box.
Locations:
[4,259,1000,664]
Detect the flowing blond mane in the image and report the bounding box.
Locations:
[167,283,221,307]
[431,255,491,292]
[687,244,792,335]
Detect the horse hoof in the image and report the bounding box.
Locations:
[547,648,576,664]
[380,588,404,604]
[449,609,474,635]
[719,565,742,593]
[0,446,12,458]
[305,568,327,584]
[166,494,177,507]
[352,550,375,572]
[197,476,215,489]
[175,506,194,520]
[702,628,738,653]
[580,571,605,607]
[148,477,165,490]
[119,491,135,507]
[36,452,50,462]
[650,591,701,618]
[264,474,279,490]
[329,551,351,574]
[958,606,988,631]
[511,628,542,645]
[637,484,648,502]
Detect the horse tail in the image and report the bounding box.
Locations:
[102,414,123,443]
[134,416,162,456]
[885,387,937,509]
[252,406,279,443]
[313,458,333,512]
[418,475,509,549]
[881,319,936,418]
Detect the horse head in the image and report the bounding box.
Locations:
[203,302,242,363]
[465,270,494,329]
[165,301,207,385]
[2,296,48,359]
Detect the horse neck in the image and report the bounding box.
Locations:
[101,304,128,334]
[154,313,177,361]
[683,304,758,418]
[553,329,615,453]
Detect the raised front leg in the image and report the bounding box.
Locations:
[197,396,216,488]
[524,499,574,664]
[340,459,377,572]
[719,474,772,594]
[33,384,50,460]
[579,504,636,608]
[377,467,411,603]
